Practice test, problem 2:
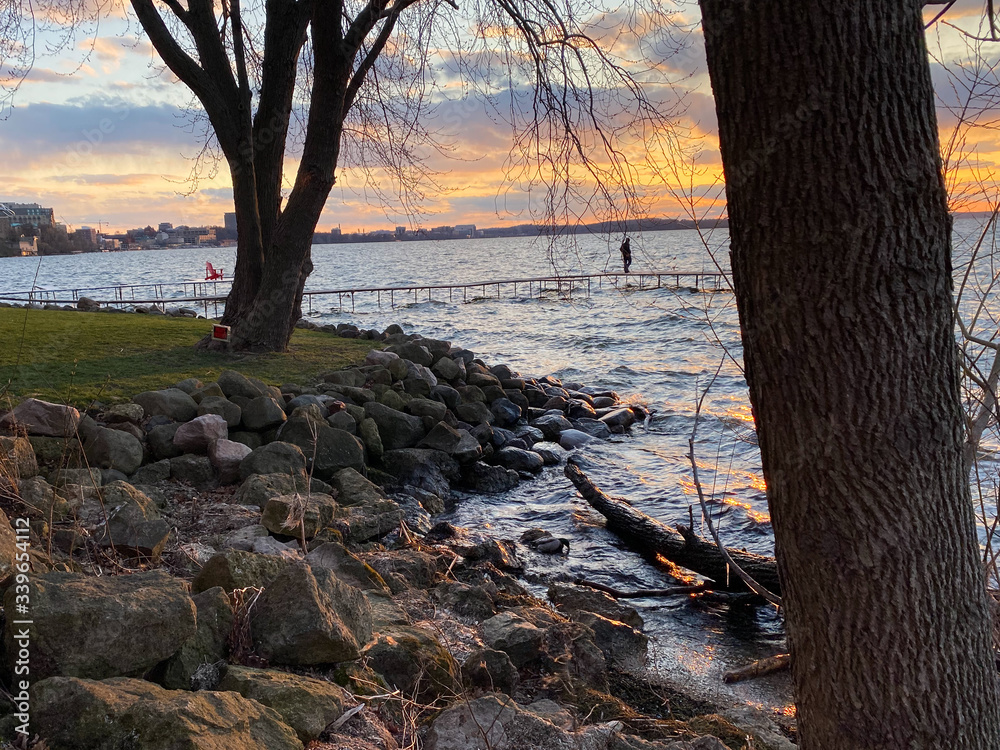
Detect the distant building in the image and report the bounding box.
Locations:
[432,226,453,236]
[158,222,173,232]
[329,227,341,236]
[395,226,407,238]
[18,236,37,256]
[454,224,477,238]
[370,229,395,239]
[5,203,54,228]
[224,212,237,232]
[74,226,98,248]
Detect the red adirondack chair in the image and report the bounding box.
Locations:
[205,262,224,280]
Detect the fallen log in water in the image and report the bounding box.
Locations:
[564,459,781,596]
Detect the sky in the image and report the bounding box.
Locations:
[0,1,997,234]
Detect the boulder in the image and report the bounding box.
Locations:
[547,583,644,630]
[365,349,399,367]
[192,550,291,594]
[364,549,438,589]
[408,397,448,422]
[261,493,338,538]
[363,625,460,702]
[461,649,518,696]
[169,454,216,487]
[358,417,384,461]
[305,542,389,593]
[147,422,183,460]
[490,398,522,427]
[481,611,544,668]
[455,401,495,425]
[0,436,37,478]
[209,438,253,484]
[218,370,278,400]
[218,665,352,744]
[417,421,464,453]
[131,458,172,484]
[196,396,242,427]
[102,403,145,423]
[333,497,404,543]
[31,676,302,750]
[363,401,426,450]
[279,418,365,478]
[530,413,573,440]
[573,419,613,440]
[530,441,567,465]
[327,410,357,433]
[600,407,636,428]
[329,467,386,506]
[242,396,288,431]
[434,581,497,620]
[493,446,544,474]
[558,429,596,450]
[133,389,198,422]
[173,414,228,453]
[239,442,307,480]
[17,477,74,521]
[158,587,234,690]
[0,399,80,437]
[252,563,373,665]
[574,611,648,672]
[83,428,144,475]
[235,472,314,508]
[465,463,519,494]
[95,481,171,559]
[8,570,196,681]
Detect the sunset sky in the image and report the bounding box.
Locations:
[0,1,996,234]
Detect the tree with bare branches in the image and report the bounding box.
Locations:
[2,0,685,351]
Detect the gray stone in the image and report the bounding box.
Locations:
[363,626,460,702]
[531,441,567,465]
[173,414,228,454]
[131,458,172,484]
[461,649,518,696]
[261,493,338,539]
[147,422,182,460]
[547,583,643,630]
[174,377,203,394]
[417,421,464,453]
[239,442,307,480]
[454,430,484,463]
[559,429,596,449]
[95,481,171,559]
[235,472,311,508]
[1,398,80,437]
[197,395,242,427]
[382,448,459,497]
[221,524,270,551]
[209,438,253,484]
[530,413,573,440]
[192,550,290,594]
[490,398,522,427]
[365,349,399,366]
[431,355,461,381]
[408,397,448,422]
[364,401,426,450]
[242,396,288,431]
[481,611,545,668]
[217,370,278,400]
[169,454,216,487]
[573,418,613,440]
[133,389,198,422]
[305,542,389,593]
[494,446,544,474]
[329,467,386,506]
[278,417,365,478]
[9,570,196,680]
[465,463,519,494]
[252,563,373,665]
[456,401,495,425]
[327,410,357,434]
[159,587,234,690]
[83,428,144,475]
[358,417,383,462]
[31,676,302,750]
[575,611,648,672]
[434,581,496,620]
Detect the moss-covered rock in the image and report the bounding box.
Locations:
[192,550,290,594]
[157,586,233,690]
[363,625,461,702]
[261,493,338,539]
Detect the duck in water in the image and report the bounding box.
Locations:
[520,528,571,555]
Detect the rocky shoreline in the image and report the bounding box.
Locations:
[0,324,794,749]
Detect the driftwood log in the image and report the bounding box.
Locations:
[565,460,781,596]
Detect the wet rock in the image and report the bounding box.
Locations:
[574,418,613,440]
[218,665,352,744]
[461,648,518,695]
[530,413,573,440]
[599,407,636,429]
[209,438,253,484]
[239,441,307,480]
[382,448,459,497]
[31,676,302,750]
[252,563,373,665]
[84,428,144,475]
[481,611,545,668]
[192,550,290,594]
[559,428,596,450]
[197,395,242,427]
[242,396,288,431]
[9,570,196,680]
[465,462,519,493]
[1,398,80,437]
[363,625,460,702]
[567,399,598,420]
[158,586,234,690]
[547,583,643,630]
[494,446,544,474]
[133,388,198,422]
[531,441,567,465]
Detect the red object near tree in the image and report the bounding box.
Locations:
[205,262,224,280]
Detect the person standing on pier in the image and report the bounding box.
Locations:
[619,237,632,273]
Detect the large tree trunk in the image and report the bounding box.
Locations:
[700,1,1000,747]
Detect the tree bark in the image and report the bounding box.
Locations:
[565,461,780,594]
[700,1,1000,747]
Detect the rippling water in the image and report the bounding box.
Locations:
[4,218,995,716]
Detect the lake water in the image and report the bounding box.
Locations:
[3,217,996,720]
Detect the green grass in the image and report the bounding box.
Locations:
[0,308,376,407]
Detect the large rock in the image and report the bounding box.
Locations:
[239,442,307,480]
[363,626,460,702]
[147,422,183,460]
[494,446,544,474]
[31,676,302,750]
[574,611,648,672]
[363,401,426,450]
[209,438,253,484]
[95,481,171,559]
[197,395,242,427]
[158,587,234,690]
[461,649,518,696]
[547,583,643,630]
[417,422,464,453]
[465,463,520,494]
[329,467,387,507]
[381,448,459,497]
[8,570,196,681]
[133,389,198,422]
[358,417,383,461]
[1,399,79,437]
[242,397,288,431]
[531,413,573,440]
[0,436,37,478]
[173,414,229,453]
[279,417,365,478]
[84,428,144,475]
[480,611,545,668]
[332,497,404,543]
[305,542,389,593]
[261,493,338,538]
[0,510,17,584]
[218,665,352,744]
[235,472,313,508]
[169,454,216,487]
[252,563,373,665]
[192,550,290,594]
[218,370,278,401]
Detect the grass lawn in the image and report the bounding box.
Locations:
[0,307,377,408]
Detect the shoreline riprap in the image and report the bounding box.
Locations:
[0,324,794,749]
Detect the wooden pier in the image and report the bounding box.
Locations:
[0,270,728,318]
